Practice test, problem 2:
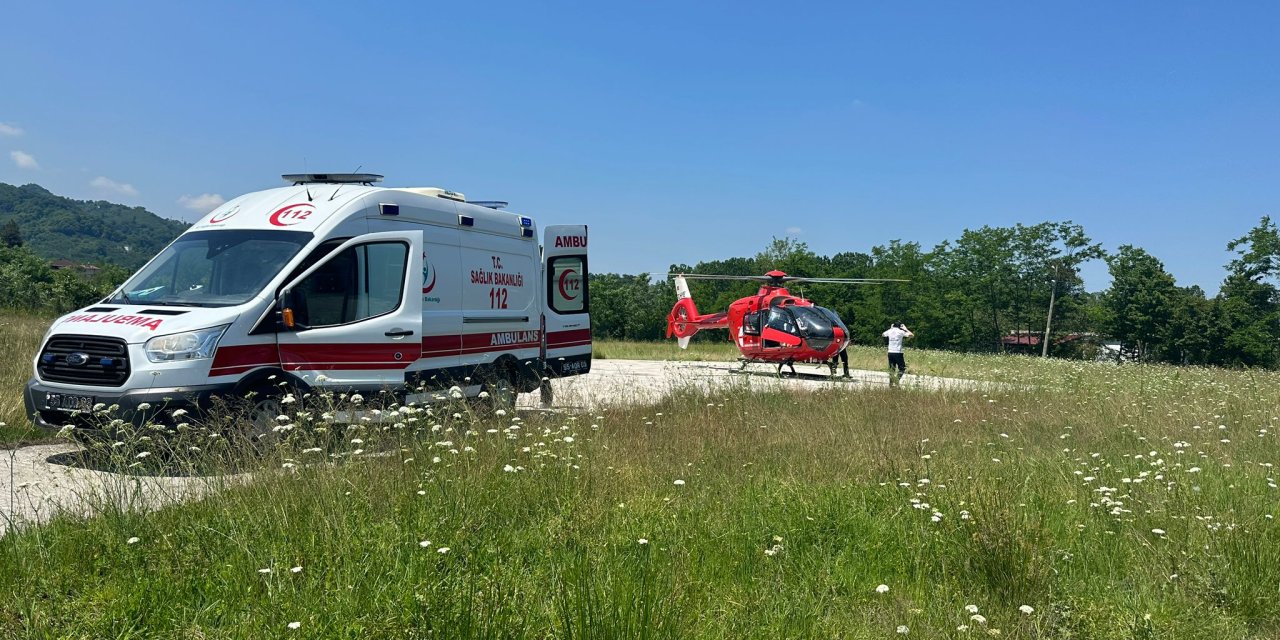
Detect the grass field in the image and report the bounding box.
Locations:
[4,347,1280,637]
[0,313,48,443]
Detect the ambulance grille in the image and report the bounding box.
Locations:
[37,335,131,387]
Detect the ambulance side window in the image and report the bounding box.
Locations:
[547,256,588,314]
[292,241,408,327]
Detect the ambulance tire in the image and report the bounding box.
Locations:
[243,384,286,448]
[476,365,518,415]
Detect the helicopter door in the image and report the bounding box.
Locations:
[542,225,591,377]
[762,307,803,348]
[739,311,763,348]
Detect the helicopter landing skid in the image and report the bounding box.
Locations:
[733,359,853,382]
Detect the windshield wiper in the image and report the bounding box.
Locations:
[151,301,210,308]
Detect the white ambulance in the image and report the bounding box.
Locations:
[25,173,591,430]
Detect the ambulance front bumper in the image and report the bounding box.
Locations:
[23,378,238,432]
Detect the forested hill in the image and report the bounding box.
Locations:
[0,182,188,270]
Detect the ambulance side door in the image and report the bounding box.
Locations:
[542,225,591,377]
[276,231,423,390]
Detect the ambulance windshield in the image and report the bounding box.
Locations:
[109,229,313,308]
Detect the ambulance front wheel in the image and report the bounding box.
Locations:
[244,385,286,446]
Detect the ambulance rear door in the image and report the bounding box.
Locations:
[542,225,591,376]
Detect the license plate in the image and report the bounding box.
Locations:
[46,393,94,413]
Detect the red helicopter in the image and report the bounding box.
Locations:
[665,270,906,376]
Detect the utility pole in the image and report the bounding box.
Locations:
[1042,278,1057,357]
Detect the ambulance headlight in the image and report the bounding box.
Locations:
[145,325,229,362]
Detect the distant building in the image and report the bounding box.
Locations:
[1002,330,1116,360]
[49,258,101,278]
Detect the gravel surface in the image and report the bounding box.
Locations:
[1,359,993,536]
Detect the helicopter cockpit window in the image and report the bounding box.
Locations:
[766,308,799,336]
[743,311,762,335]
[813,306,849,335]
[790,306,836,338]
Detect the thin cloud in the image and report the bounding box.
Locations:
[90,176,139,197]
[178,193,225,213]
[0,122,23,136]
[10,150,39,170]
[786,226,803,236]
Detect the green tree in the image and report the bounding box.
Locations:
[0,246,53,310]
[1166,286,1215,365]
[1215,217,1280,367]
[1101,245,1179,361]
[0,220,21,248]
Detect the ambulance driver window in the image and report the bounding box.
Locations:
[292,241,408,327]
[548,256,587,314]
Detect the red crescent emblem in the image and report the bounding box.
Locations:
[268,203,315,227]
[208,206,239,224]
[422,261,436,293]
[558,268,580,300]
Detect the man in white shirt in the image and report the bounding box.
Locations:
[882,322,914,385]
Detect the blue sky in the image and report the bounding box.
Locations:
[1,1,1277,293]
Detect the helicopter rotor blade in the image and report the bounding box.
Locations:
[666,273,910,284]
[786,277,911,284]
[665,273,769,282]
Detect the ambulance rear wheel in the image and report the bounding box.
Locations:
[476,370,517,415]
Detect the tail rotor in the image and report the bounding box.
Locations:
[666,275,699,349]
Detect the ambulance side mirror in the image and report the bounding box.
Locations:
[278,288,302,331]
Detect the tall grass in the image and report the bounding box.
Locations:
[0,313,49,443]
[4,358,1280,638]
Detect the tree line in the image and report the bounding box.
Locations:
[4,207,1279,369]
[590,217,1280,368]
[0,245,130,314]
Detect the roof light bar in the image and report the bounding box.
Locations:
[282,173,384,185]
